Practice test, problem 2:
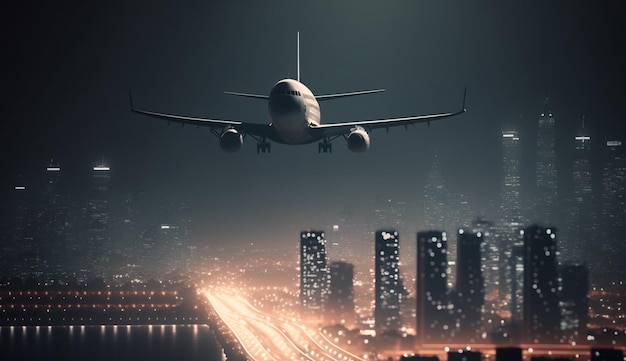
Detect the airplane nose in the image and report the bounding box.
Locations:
[269,94,300,116]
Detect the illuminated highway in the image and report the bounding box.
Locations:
[205,289,365,361]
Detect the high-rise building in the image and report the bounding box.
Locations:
[564,120,594,264]
[40,161,68,276]
[522,225,560,343]
[497,129,524,324]
[85,163,112,277]
[416,230,451,344]
[454,229,484,342]
[327,261,356,327]
[501,130,522,225]
[559,264,588,343]
[598,140,625,285]
[533,99,558,225]
[300,231,330,313]
[422,152,472,288]
[375,230,401,336]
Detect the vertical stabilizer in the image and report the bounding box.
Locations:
[297,32,300,82]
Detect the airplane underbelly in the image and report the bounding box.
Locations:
[272,113,312,144]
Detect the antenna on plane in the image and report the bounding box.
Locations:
[297,31,300,82]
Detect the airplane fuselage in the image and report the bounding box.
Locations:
[268,79,321,144]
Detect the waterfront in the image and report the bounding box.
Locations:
[0,324,224,361]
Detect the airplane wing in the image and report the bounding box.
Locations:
[311,87,467,137]
[129,92,278,139]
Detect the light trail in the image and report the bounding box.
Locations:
[205,289,365,361]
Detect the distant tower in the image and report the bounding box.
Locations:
[559,264,589,343]
[423,152,472,288]
[496,129,524,323]
[454,228,484,342]
[522,225,560,343]
[374,230,401,336]
[300,231,330,314]
[564,118,594,264]
[41,161,68,276]
[86,163,112,277]
[327,261,356,327]
[533,98,558,225]
[598,140,626,285]
[416,230,451,344]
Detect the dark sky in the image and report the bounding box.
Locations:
[2,1,625,248]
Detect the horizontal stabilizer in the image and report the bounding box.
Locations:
[224,91,268,100]
[315,88,385,101]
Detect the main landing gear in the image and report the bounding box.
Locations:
[318,138,332,153]
[257,138,271,153]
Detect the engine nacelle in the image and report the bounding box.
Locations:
[347,127,370,153]
[219,128,243,152]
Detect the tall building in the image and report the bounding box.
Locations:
[422,152,473,287]
[375,230,401,336]
[522,225,560,344]
[416,230,451,344]
[558,264,588,343]
[300,231,330,314]
[533,98,558,225]
[454,229,484,342]
[497,130,524,322]
[85,164,112,277]
[40,161,68,276]
[564,120,594,264]
[598,140,625,284]
[501,130,522,225]
[326,261,356,327]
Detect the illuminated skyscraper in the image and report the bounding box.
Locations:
[533,99,558,225]
[454,229,484,342]
[423,152,472,287]
[85,163,112,277]
[563,120,594,264]
[496,130,523,321]
[327,261,356,327]
[375,230,401,336]
[522,225,560,344]
[300,231,330,313]
[416,230,451,344]
[598,140,625,284]
[558,264,588,343]
[40,161,68,275]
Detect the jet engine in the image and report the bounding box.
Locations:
[219,128,243,152]
[347,127,370,153]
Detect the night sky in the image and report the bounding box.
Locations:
[3,1,625,248]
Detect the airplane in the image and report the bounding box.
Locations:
[130,32,466,153]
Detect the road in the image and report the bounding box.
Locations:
[205,289,365,361]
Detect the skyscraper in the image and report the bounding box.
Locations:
[416,230,451,344]
[598,140,625,284]
[375,230,401,336]
[85,163,112,277]
[300,230,330,313]
[533,99,558,225]
[327,261,356,327]
[454,229,484,342]
[559,264,588,343]
[564,120,594,264]
[497,130,523,322]
[40,161,68,276]
[522,225,560,344]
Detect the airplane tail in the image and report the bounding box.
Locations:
[297,32,300,82]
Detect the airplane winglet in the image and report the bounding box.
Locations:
[129,90,135,111]
[462,86,467,112]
